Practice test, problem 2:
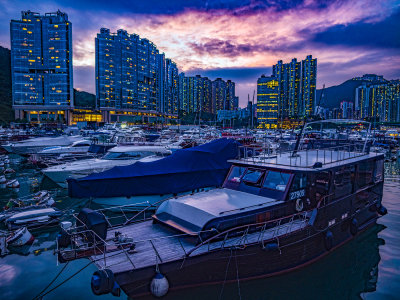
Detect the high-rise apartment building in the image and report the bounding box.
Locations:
[272,55,317,120]
[355,80,400,122]
[96,28,178,122]
[212,78,227,112]
[179,75,213,114]
[256,75,279,128]
[301,55,317,116]
[11,10,73,123]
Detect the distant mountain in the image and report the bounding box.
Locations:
[74,89,96,108]
[316,77,387,109]
[0,46,13,124]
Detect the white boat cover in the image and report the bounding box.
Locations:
[155,188,282,234]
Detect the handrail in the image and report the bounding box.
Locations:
[185,210,309,257]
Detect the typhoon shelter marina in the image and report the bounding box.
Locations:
[56,121,387,298]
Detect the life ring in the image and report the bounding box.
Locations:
[295,198,304,212]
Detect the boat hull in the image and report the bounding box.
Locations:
[113,207,379,298]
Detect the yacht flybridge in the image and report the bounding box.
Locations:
[56,120,387,298]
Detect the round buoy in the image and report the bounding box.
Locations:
[350,218,358,236]
[324,231,333,251]
[377,205,388,216]
[150,272,169,297]
[91,269,115,295]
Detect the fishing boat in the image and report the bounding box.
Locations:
[56,120,387,298]
[42,145,171,188]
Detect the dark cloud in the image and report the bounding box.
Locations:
[186,66,273,81]
[189,38,304,57]
[311,8,400,49]
[52,0,306,15]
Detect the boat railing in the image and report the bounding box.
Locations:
[238,141,372,168]
[186,210,310,257]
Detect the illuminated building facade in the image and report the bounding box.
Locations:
[179,74,213,114]
[272,55,317,120]
[355,80,400,122]
[256,75,279,128]
[96,28,180,122]
[301,55,317,116]
[212,78,227,112]
[11,10,73,123]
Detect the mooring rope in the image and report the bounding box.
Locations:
[32,261,70,299]
[234,250,242,300]
[32,261,92,300]
[218,248,233,300]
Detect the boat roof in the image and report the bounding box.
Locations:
[230,149,384,172]
[154,188,282,234]
[108,145,170,153]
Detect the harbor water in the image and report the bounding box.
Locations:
[0,155,400,300]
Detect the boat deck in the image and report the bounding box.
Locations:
[92,217,308,274]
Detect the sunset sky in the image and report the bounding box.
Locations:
[1,0,399,107]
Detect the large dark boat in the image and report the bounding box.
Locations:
[57,120,387,298]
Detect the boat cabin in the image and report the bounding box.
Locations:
[154,146,384,240]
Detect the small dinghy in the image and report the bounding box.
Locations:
[6,227,34,246]
[5,207,63,230]
[5,179,19,188]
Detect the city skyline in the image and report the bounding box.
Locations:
[1,0,399,107]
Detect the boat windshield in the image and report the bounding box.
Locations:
[103,151,155,160]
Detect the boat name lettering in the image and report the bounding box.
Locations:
[290,189,305,200]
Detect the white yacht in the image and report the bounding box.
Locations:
[37,140,92,156]
[3,135,82,155]
[41,145,171,187]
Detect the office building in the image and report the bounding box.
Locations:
[11,10,73,123]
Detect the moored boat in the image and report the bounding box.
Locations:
[57,120,387,298]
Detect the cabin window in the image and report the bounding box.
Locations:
[263,171,290,191]
[242,169,264,184]
[227,166,246,183]
[315,171,331,201]
[334,166,354,198]
[356,160,374,189]
[290,173,307,191]
[374,159,383,182]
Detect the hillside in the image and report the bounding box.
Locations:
[74,89,96,108]
[0,46,13,124]
[316,78,387,109]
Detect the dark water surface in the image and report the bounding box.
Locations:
[0,156,399,300]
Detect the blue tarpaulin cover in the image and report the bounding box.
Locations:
[67,138,239,198]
